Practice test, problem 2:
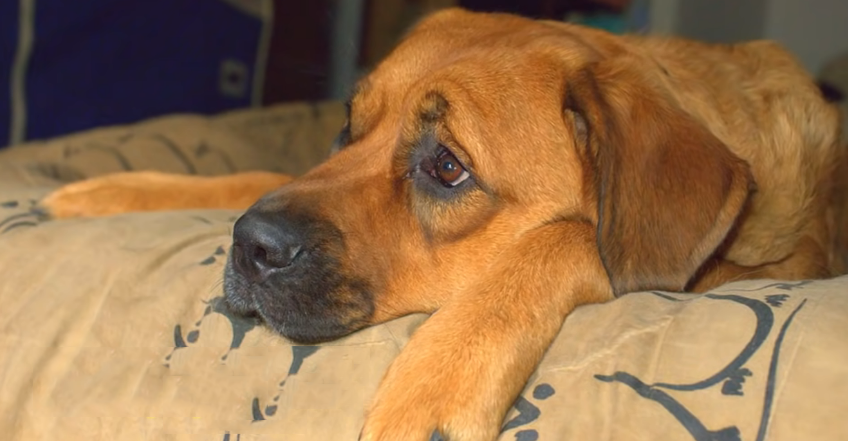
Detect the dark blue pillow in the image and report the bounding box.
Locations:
[1,0,268,146]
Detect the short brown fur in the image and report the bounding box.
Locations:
[41,9,846,441]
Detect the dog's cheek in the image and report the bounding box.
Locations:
[331,276,377,329]
[256,268,376,344]
[299,243,380,329]
[413,189,498,244]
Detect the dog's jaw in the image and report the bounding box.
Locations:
[222,243,376,344]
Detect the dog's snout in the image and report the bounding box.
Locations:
[232,210,305,281]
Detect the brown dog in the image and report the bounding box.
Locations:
[41,8,846,441]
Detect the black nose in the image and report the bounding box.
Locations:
[231,210,305,281]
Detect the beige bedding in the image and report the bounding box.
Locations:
[0,102,846,441]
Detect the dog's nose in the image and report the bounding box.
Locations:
[231,210,304,281]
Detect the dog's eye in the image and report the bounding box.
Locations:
[432,150,470,187]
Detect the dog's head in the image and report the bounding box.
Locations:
[223,9,752,343]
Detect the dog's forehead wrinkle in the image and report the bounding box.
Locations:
[419,91,449,121]
[374,39,567,105]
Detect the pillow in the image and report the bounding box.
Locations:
[0,102,845,441]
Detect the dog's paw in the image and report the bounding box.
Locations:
[38,173,162,219]
[39,178,123,219]
[359,388,498,441]
[358,395,453,441]
[358,347,503,441]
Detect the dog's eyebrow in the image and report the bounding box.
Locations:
[420,91,449,121]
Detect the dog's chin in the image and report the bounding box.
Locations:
[259,306,369,344]
[222,262,375,344]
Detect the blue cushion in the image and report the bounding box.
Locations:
[1,0,267,146]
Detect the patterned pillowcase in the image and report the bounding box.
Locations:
[0,100,846,441]
[0,201,846,441]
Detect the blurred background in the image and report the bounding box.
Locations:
[1,0,846,148]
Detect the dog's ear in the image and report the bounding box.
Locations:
[566,59,754,295]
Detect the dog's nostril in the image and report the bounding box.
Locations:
[252,245,269,267]
[233,241,303,281]
[231,244,259,279]
[253,243,303,269]
[231,210,309,279]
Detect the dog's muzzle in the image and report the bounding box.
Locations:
[222,205,374,343]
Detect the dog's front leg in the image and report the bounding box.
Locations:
[360,219,613,441]
[39,171,293,218]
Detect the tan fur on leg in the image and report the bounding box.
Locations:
[40,171,293,219]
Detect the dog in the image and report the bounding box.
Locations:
[40,8,846,441]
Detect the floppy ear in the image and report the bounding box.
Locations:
[567,59,754,295]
